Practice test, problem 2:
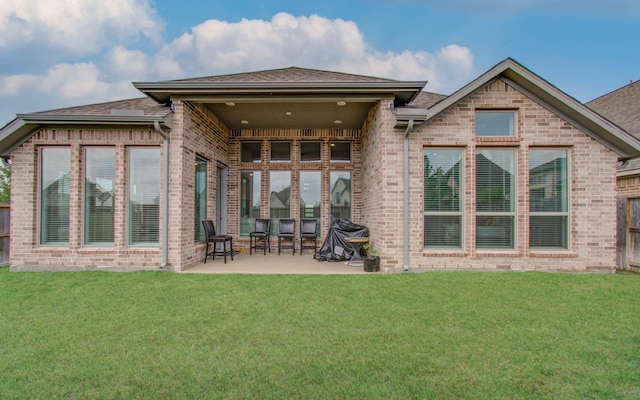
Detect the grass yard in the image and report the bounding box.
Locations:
[1,267,639,399]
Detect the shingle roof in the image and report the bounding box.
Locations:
[29,97,170,118]
[169,66,398,84]
[413,91,448,108]
[587,80,640,138]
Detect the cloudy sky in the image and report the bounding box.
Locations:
[1,0,639,124]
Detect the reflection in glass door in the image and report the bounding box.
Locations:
[270,171,291,235]
[300,171,321,235]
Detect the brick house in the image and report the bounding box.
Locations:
[587,80,640,271]
[1,58,639,272]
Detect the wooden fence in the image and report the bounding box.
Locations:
[0,203,8,265]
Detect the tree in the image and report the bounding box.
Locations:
[0,159,10,202]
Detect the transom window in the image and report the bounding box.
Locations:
[423,148,463,248]
[529,149,568,249]
[330,141,351,162]
[300,141,321,162]
[476,111,515,137]
[240,142,262,163]
[270,142,291,162]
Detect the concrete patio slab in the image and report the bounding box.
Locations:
[182,251,370,274]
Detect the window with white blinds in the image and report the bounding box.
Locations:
[529,149,568,249]
[40,147,71,245]
[84,148,115,245]
[194,156,207,242]
[128,148,160,245]
[423,149,462,248]
[476,149,515,249]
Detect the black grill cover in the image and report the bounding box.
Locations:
[314,219,369,262]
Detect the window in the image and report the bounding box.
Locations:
[424,149,462,248]
[270,142,291,162]
[476,111,515,137]
[129,148,160,245]
[330,171,351,220]
[40,147,70,245]
[84,148,115,245]
[240,142,262,163]
[529,149,568,249]
[240,171,261,235]
[300,142,321,162]
[270,171,291,235]
[194,156,207,242]
[330,141,351,162]
[300,171,321,234]
[476,149,515,248]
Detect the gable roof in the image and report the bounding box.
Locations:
[395,58,640,159]
[133,66,427,106]
[586,80,640,138]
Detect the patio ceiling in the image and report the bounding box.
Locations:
[201,99,377,130]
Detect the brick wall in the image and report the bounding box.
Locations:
[10,127,165,270]
[373,78,619,272]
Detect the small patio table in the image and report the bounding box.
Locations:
[344,237,369,267]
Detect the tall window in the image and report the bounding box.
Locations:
[270,171,291,235]
[424,149,462,248]
[330,171,351,220]
[300,171,321,234]
[129,148,160,245]
[240,171,261,235]
[194,156,207,242]
[84,148,115,245]
[40,147,70,245]
[476,111,515,137]
[529,149,568,249]
[476,149,515,249]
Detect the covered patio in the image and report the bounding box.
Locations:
[182,252,370,274]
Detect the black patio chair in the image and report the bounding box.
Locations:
[202,220,233,264]
[277,218,296,255]
[300,219,318,255]
[249,218,271,255]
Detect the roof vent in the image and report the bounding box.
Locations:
[110,109,144,116]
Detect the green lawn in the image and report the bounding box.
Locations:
[1,267,639,399]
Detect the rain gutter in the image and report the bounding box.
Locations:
[394,108,428,272]
[154,121,170,269]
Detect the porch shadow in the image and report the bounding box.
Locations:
[182,251,369,274]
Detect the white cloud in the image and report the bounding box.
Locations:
[0,12,476,124]
[0,0,162,53]
[0,63,140,119]
[159,12,474,93]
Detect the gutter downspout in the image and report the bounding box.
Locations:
[154,121,169,269]
[403,119,414,272]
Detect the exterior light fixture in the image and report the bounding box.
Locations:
[334,120,342,124]
[226,102,235,106]
[337,101,346,106]
[241,120,249,124]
